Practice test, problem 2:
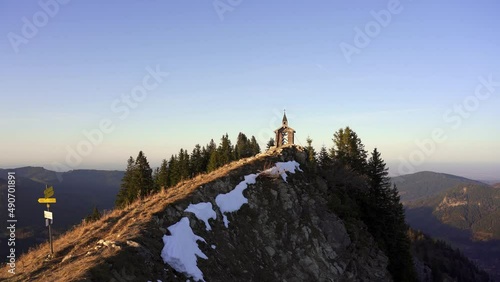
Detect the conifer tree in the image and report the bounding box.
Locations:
[135,151,154,198]
[235,132,251,159]
[204,139,217,171]
[218,133,233,166]
[266,138,275,150]
[85,206,102,223]
[115,156,136,208]
[190,144,204,175]
[367,148,390,200]
[156,159,168,191]
[386,183,416,282]
[166,155,177,187]
[305,136,317,166]
[366,148,416,281]
[318,145,331,167]
[177,148,190,181]
[153,167,160,191]
[330,127,367,173]
[207,150,219,172]
[250,136,261,155]
[207,139,217,153]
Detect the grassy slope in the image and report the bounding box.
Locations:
[0,151,270,281]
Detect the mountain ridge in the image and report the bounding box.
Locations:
[1,147,393,281]
[1,150,492,281]
[392,171,487,203]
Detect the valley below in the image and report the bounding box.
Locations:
[406,206,500,280]
[395,171,500,280]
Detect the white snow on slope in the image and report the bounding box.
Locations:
[215,174,258,227]
[215,161,302,227]
[263,161,303,182]
[185,202,217,231]
[161,217,208,282]
[161,161,302,280]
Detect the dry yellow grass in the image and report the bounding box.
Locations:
[0,148,290,281]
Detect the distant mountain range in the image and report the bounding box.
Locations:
[2,166,498,279]
[1,147,490,281]
[393,171,500,280]
[392,171,486,203]
[0,167,123,259]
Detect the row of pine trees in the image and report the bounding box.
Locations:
[115,133,261,208]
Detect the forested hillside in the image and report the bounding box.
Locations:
[392,171,485,203]
[409,229,491,282]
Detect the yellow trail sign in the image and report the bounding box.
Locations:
[38,198,56,204]
[44,186,54,198]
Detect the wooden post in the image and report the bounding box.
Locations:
[47,203,54,255]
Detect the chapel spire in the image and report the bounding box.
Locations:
[282,110,288,127]
[274,110,295,147]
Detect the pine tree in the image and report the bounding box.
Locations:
[318,145,331,167]
[218,133,233,166]
[366,148,417,281]
[387,183,417,281]
[156,159,168,191]
[330,127,367,173]
[266,138,275,150]
[250,136,260,155]
[85,206,102,223]
[207,150,219,172]
[166,155,177,187]
[305,136,317,166]
[190,144,204,175]
[178,148,190,181]
[367,148,391,200]
[365,148,392,239]
[153,167,160,191]
[235,132,251,159]
[135,151,154,198]
[204,139,217,171]
[115,156,136,208]
[207,139,217,153]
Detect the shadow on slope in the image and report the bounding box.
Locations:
[406,207,500,280]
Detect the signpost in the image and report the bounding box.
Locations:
[38,185,56,255]
[44,186,54,198]
[38,198,56,204]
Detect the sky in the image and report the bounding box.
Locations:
[0,0,499,180]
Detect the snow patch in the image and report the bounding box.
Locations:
[185,202,217,231]
[161,160,303,280]
[161,217,207,282]
[215,174,258,227]
[263,161,303,182]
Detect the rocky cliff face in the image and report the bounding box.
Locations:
[1,146,392,282]
[151,146,391,281]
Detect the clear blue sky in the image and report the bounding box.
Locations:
[1,0,499,180]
